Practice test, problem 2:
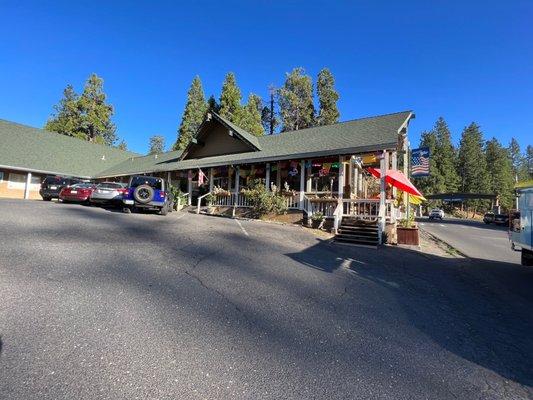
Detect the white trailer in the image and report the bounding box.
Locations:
[510,183,533,266]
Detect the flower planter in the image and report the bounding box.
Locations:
[397,227,419,245]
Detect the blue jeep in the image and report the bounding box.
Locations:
[122,175,173,215]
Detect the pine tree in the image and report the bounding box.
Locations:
[278,67,315,131]
[236,94,264,136]
[207,95,220,113]
[219,72,242,123]
[316,68,339,126]
[433,117,460,193]
[174,76,208,150]
[458,123,490,208]
[117,140,128,151]
[149,135,165,154]
[78,74,117,146]
[45,84,84,140]
[485,137,515,209]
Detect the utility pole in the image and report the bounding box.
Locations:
[268,85,275,135]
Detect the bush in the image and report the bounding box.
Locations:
[169,185,188,209]
[241,179,288,218]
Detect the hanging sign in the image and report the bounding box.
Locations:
[411,147,430,177]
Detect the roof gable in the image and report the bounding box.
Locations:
[180,112,261,160]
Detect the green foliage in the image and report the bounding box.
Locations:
[316,68,340,126]
[278,67,315,132]
[485,137,515,209]
[174,76,208,150]
[169,185,188,209]
[45,74,117,146]
[413,129,438,196]
[117,140,128,151]
[148,135,165,154]
[311,211,324,222]
[78,74,117,146]
[433,117,460,192]
[207,95,220,113]
[458,123,490,207]
[241,179,288,218]
[219,72,243,123]
[237,94,264,136]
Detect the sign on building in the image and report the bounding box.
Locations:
[411,147,430,177]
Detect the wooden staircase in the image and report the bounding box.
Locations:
[335,218,379,246]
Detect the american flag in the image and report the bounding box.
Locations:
[411,148,430,176]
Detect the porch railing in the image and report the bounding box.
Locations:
[341,199,393,220]
[208,193,300,210]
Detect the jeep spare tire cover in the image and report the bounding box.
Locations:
[133,184,154,204]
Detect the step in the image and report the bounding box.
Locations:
[338,229,377,237]
[335,233,378,243]
[334,236,378,246]
[339,224,378,232]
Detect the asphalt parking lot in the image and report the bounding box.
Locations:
[0,200,532,399]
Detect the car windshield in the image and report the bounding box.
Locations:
[98,182,124,189]
[130,176,163,190]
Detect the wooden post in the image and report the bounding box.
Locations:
[265,163,270,191]
[228,166,232,191]
[233,166,240,217]
[209,168,214,192]
[276,161,281,190]
[379,151,387,244]
[167,171,172,186]
[306,161,312,193]
[24,172,32,200]
[187,170,193,206]
[338,156,345,199]
[299,160,305,207]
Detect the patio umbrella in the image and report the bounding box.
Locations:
[367,167,425,198]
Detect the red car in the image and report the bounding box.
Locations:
[59,183,96,203]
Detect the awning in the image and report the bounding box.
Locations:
[367,168,425,199]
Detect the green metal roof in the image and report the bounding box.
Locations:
[97,111,413,178]
[0,119,139,178]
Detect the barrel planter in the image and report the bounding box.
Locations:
[397,226,419,245]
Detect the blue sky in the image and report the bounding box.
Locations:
[1,1,531,154]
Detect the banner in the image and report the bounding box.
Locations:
[411,147,430,177]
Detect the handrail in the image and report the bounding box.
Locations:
[196,192,212,214]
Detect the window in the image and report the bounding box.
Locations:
[0,171,3,182]
[7,173,26,189]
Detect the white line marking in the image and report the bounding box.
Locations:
[235,219,249,236]
[439,224,445,227]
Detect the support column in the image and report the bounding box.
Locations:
[228,167,232,191]
[338,156,345,199]
[265,163,271,190]
[379,151,387,243]
[235,166,240,195]
[391,150,398,199]
[187,170,193,206]
[24,172,32,200]
[276,162,281,190]
[209,168,214,192]
[299,160,305,207]
[167,171,172,187]
[306,161,312,193]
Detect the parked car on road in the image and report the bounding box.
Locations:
[59,183,96,204]
[90,182,128,206]
[484,212,509,225]
[428,208,444,220]
[40,176,83,201]
[122,175,173,215]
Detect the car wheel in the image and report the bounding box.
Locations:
[42,197,51,201]
[133,185,154,204]
[123,207,131,214]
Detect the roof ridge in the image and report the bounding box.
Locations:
[264,110,413,138]
[0,118,140,156]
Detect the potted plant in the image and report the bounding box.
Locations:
[397,214,419,245]
[205,192,216,214]
[311,212,325,229]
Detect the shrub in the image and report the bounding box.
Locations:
[169,185,188,209]
[242,179,288,218]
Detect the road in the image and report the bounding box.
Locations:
[418,217,521,264]
[0,200,532,399]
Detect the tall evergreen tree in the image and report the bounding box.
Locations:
[458,123,490,207]
[316,68,340,126]
[433,117,460,193]
[485,137,515,209]
[236,94,264,136]
[45,75,117,146]
[174,76,208,150]
[148,135,165,154]
[117,139,128,151]
[207,95,220,113]
[278,67,315,132]
[45,84,84,139]
[78,74,117,146]
[218,72,242,123]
